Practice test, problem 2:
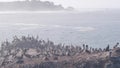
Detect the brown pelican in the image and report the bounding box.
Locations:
[113,42,119,49]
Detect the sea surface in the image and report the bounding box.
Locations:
[0,10,120,48]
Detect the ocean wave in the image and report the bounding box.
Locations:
[0,23,95,32]
[74,27,95,32]
[49,25,95,32]
[0,23,43,30]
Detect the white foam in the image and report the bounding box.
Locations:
[0,23,95,32]
[13,23,39,26]
[13,23,46,30]
[0,23,45,30]
[44,25,95,32]
[74,27,95,32]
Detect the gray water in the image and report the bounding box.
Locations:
[0,10,120,48]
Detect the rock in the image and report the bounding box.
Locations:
[105,62,120,68]
[0,36,120,68]
[111,48,120,57]
[16,59,24,64]
[25,49,40,58]
[0,57,5,66]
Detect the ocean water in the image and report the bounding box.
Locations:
[0,10,120,48]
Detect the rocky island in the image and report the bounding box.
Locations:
[0,0,73,11]
[0,36,120,68]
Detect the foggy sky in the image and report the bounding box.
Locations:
[0,0,120,9]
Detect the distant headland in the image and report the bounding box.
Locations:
[0,0,74,11]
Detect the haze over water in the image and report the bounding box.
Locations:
[0,10,120,48]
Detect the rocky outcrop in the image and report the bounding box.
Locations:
[2,49,120,68]
[0,36,120,68]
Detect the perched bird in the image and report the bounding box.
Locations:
[113,42,119,49]
[105,45,110,51]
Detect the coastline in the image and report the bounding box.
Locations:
[0,36,120,68]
